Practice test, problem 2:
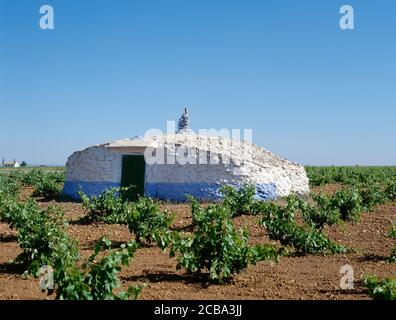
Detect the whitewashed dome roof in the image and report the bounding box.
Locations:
[93,132,301,170]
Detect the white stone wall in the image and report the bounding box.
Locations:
[146,162,236,184]
[65,134,310,197]
[65,146,122,183]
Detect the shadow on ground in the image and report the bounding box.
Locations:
[122,271,212,288]
[0,262,25,275]
[0,234,17,243]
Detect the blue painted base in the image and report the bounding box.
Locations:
[145,182,277,202]
[62,180,277,202]
[145,182,223,202]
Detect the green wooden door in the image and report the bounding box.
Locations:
[121,155,145,201]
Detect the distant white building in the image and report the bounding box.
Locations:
[4,161,20,168]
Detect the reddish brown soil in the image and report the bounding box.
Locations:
[311,183,345,196]
[0,186,395,300]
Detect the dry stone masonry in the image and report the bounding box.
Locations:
[63,109,309,201]
[63,133,309,201]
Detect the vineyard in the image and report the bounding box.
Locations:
[0,167,395,300]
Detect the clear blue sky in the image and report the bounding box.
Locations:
[1,0,395,166]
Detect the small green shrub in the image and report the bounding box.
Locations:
[32,176,62,199]
[0,179,142,300]
[0,192,22,224]
[14,203,78,276]
[126,197,174,249]
[254,195,300,222]
[385,181,396,201]
[13,169,64,200]
[220,184,256,216]
[358,182,387,211]
[0,175,21,198]
[300,195,340,231]
[389,222,396,263]
[170,201,280,283]
[364,275,396,300]
[259,197,346,254]
[79,188,127,223]
[330,189,362,221]
[186,195,201,226]
[0,194,79,276]
[20,169,45,185]
[53,237,142,300]
[80,189,174,249]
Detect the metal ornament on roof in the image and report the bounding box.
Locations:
[177,107,191,133]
